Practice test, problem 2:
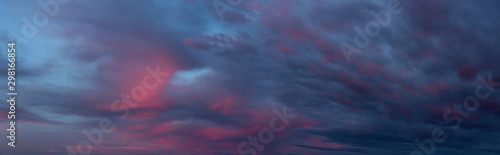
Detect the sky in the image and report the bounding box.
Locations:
[0,0,499,155]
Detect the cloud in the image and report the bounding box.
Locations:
[0,0,499,154]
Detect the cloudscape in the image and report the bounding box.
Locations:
[0,0,499,155]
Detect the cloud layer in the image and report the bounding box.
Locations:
[0,0,499,154]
